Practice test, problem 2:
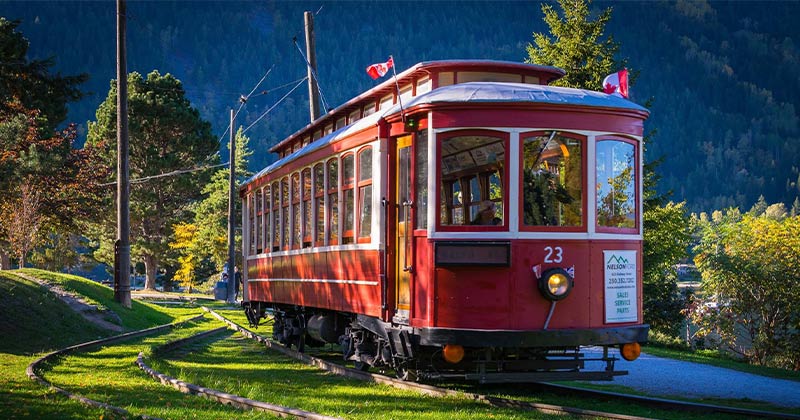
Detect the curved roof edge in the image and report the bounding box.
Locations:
[383,82,650,115]
[269,60,567,153]
[243,82,649,189]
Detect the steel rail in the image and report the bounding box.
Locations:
[203,307,800,420]
[136,326,342,420]
[26,314,206,420]
[201,307,650,420]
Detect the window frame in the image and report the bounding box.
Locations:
[291,172,302,249]
[313,162,326,247]
[326,157,340,246]
[518,130,587,233]
[341,152,356,244]
[281,177,290,250]
[301,167,313,248]
[595,136,640,234]
[356,145,373,243]
[262,185,271,253]
[271,181,280,252]
[435,129,509,231]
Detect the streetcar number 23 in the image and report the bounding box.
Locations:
[544,246,564,263]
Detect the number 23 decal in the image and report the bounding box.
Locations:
[544,246,563,263]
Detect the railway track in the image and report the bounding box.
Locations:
[26,314,207,420]
[198,307,799,420]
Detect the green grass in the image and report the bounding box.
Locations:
[0,271,111,355]
[3,269,797,419]
[151,332,551,420]
[0,269,213,419]
[0,271,118,419]
[44,319,276,419]
[19,268,192,331]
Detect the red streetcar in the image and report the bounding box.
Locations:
[241,60,649,382]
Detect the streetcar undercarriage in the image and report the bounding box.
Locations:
[243,301,635,383]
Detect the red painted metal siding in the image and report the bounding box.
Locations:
[427,240,643,331]
[246,249,383,317]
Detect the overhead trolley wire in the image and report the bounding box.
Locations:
[99,162,228,187]
[242,76,308,134]
[292,38,331,114]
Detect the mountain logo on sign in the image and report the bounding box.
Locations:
[607,255,629,265]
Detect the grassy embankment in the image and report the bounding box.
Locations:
[0,269,244,419]
[1,270,559,419]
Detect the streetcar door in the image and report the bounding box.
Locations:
[394,135,413,323]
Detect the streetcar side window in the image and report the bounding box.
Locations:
[256,189,263,254]
[272,181,280,252]
[314,163,325,246]
[248,193,256,255]
[342,153,355,244]
[281,178,290,250]
[439,132,506,227]
[292,172,301,249]
[357,146,373,241]
[521,132,583,228]
[302,168,312,248]
[263,185,271,253]
[596,138,637,231]
[415,130,428,229]
[327,158,339,245]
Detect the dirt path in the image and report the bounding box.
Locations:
[12,271,124,332]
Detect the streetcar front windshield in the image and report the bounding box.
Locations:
[521,132,583,228]
[439,132,506,227]
[596,139,637,231]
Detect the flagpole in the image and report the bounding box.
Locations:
[389,55,405,122]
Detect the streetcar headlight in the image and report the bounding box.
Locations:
[538,268,573,301]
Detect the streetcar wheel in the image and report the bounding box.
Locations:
[353,360,370,372]
[395,366,418,381]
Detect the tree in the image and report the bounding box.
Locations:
[86,70,219,290]
[0,19,91,269]
[692,210,800,369]
[0,18,86,132]
[643,202,691,335]
[169,128,252,289]
[0,100,106,269]
[2,178,42,267]
[748,194,768,216]
[526,0,622,90]
[527,0,689,335]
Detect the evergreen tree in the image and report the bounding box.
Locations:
[526,0,689,335]
[791,197,800,217]
[86,70,218,290]
[749,195,769,216]
[0,18,86,132]
[170,128,252,291]
[0,18,96,269]
[526,0,623,90]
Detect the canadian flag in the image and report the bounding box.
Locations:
[602,69,629,98]
[366,57,394,80]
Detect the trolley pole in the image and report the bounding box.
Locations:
[227,109,236,303]
[114,0,131,308]
[304,11,320,122]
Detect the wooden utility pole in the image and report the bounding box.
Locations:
[114,0,131,308]
[304,11,321,122]
[227,109,236,303]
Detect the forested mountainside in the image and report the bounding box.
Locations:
[1,0,799,213]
